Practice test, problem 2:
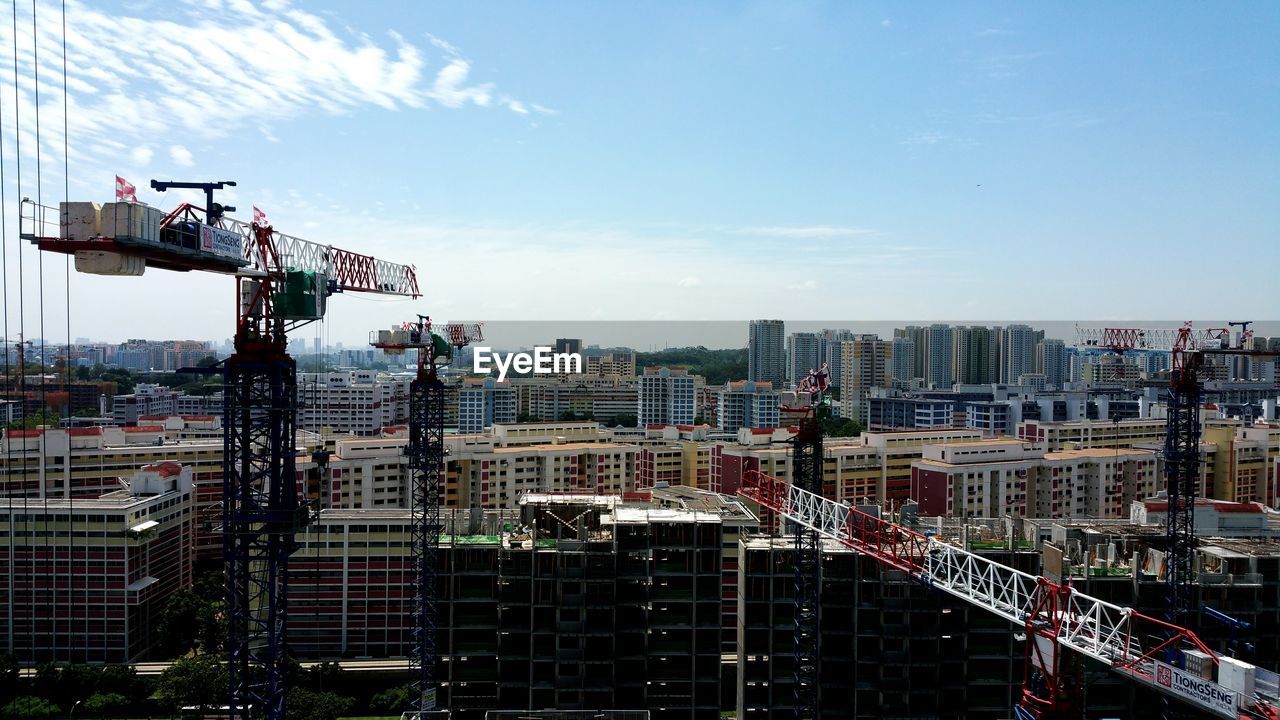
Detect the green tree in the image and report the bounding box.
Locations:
[96,665,149,707]
[633,347,748,385]
[610,412,638,428]
[367,685,412,715]
[284,688,353,720]
[6,410,61,430]
[193,566,224,602]
[196,355,220,368]
[54,665,100,710]
[155,589,204,658]
[0,656,17,705]
[197,603,225,655]
[0,697,59,720]
[302,663,344,693]
[819,415,864,438]
[155,655,227,712]
[81,693,128,718]
[28,664,58,703]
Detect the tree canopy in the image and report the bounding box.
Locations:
[634,346,747,385]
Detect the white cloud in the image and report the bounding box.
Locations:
[736,225,877,238]
[677,276,702,288]
[881,19,892,27]
[787,279,818,291]
[130,146,154,165]
[0,0,541,177]
[426,33,462,57]
[426,59,493,108]
[900,132,946,147]
[169,144,194,167]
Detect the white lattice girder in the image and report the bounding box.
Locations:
[755,476,1199,672]
[222,216,419,297]
[1073,324,1238,353]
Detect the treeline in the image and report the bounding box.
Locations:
[634,346,747,385]
[0,655,414,720]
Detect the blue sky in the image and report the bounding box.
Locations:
[0,0,1277,345]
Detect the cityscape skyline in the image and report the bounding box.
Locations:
[0,1,1277,718]
[35,319,1280,354]
[0,2,1276,343]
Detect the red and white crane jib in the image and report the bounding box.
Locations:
[215,211,419,297]
[738,470,1274,719]
[1074,323,1240,354]
[27,198,419,297]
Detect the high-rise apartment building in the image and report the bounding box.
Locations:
[298,370,412,435]
[839,335,891,418]
[910,439,1158,518]
[459,376,517,433]
[748,320,786,386]
[820,328,854,388]
[584,350,637,378]
[889,336,916,388]
[922,323,953,389]
[952,326,997,385]
[638,367,695,426]
[895,325,927,381]
[0,463,195,663]
[110,383,182,425]
[1036,338,1069,389]
[512,377,638,424]
[786,331,822,385]
[717,381,781,432]
[1001,324,1040,384]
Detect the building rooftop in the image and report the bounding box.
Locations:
[1199,538,1280,558]
[490,441,634,454]
[0,488,168,511]
[645,484,758,523]
[1045,447,1157,460]
[914,457,1034,470]
[741,534,853,553]
[610,507,723,524]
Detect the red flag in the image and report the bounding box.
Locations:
[114,175,137,203]
[253,206,270,227]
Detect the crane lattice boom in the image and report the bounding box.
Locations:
[739,469,1278,719]
[1074,323,1240,354]
[24,198,419,297]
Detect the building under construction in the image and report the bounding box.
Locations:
[287,490,757,719]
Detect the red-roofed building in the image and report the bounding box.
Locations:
[1131,497,1276,538]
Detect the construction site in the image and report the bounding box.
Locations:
[5,162,1280,720]
[0,3,1279,720]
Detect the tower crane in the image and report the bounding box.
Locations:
[23,186,420,720]
[782,363,831,720]
[1,335,35,373]
[370,317,482,714]
[738,469,1280,720]
[1075,323,1279,628]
